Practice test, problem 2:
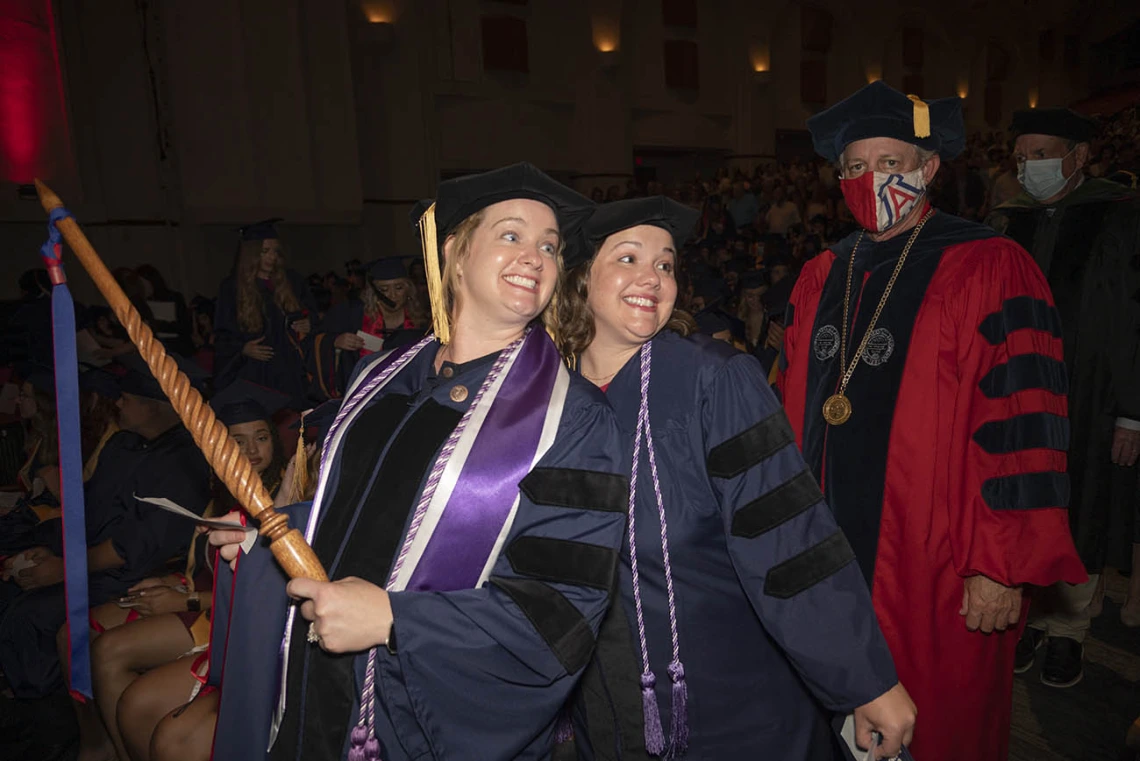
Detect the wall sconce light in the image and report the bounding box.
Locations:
[361,1,396,24]
[957,80,969,99]
[750,45,770,74]
[865,63,882,84]
[1028,88,1039,108]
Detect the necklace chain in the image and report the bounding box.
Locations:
[836,209,935,395]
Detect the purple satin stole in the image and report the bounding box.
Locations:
[405,328,563,591]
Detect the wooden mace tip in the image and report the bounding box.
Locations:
[34,179,64,213]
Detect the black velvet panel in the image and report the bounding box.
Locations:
[981,471,1071,511]
[785,302,795,328]
[763,530,856,599]
[802,223,949,586]
[572,590,650,761]
[972,412,1069,455]
[978,353,1069,398]
[977,296,1063,346]
[275,398,461,761]
[706,410,796,479]
[506,536,618,591]
[518,468,629,513]
[730,470,823,539]
[490,577,596,674]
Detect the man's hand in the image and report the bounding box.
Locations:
[242,337,274,362]
[853,683,916,759]
[288,576,393,654]
[1112,426,1140,467]
[960,575,1021,633]
[765,322,786,352]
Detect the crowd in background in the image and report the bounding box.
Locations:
[0,103,1135,760]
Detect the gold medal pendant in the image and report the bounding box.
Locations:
[822,393,853,426]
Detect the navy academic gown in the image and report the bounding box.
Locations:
[571,332,897,760]
[213,270,319,407]
[0,426,210,698]
[209,339,629,761]
[308,299,426,399]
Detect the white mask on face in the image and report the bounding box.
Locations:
[1018,147,1076,201]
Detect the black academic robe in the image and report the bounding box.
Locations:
[0,426,210,698]
[213,270,319,408]
[989,179,1140,570]
[572,333,896,760]
[308,299,426,400]
[209,339,629,761]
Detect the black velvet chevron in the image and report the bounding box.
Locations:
[763,531,856,599]
[506,536,618,591]
[519,468,629,513]
[972,412,1070,455]
[731,470,823,538]
[977,296,1063,345]
[491,577,596,673]
[707,410,796,479]
[982,471,1071,511]
[978,354,1068,398]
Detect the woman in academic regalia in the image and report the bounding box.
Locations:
[213,220,320,408]
[559,197,916,760]
[310,258,428,399]
[207,163,629,761]
[74,382,291,761]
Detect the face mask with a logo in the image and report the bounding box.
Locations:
[840,169,928,233]
[1017,147,1076,201]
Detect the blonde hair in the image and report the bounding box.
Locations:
[361,276,428,327]
[440,208,566,337]
[233,239,302,334]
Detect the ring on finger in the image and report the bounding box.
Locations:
[306,622,321,645]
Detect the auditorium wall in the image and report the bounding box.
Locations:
[0,0,1124,301]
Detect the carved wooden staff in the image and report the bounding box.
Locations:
[36,180,327,581]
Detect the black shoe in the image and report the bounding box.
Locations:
[1014,628,1045,674]
[1040,636,1084,688]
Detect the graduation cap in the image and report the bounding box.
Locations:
[410,162,594,343]
[762,275,796,315]
[238,218,283,242]
[116,352,208,402]
[693,277,727,308]
[582,196,701,252]
[1011,108,1097,143]
[290,398,340,446]
[14,361,54,397]
[807,80,965,163]
[367,257,409,282]
[210,380,290,427]
[78,368,121,400]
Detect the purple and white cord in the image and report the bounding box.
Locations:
[347,330,528,761]
[626,340,688,758]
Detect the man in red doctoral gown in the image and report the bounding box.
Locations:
[778,81,1086,761]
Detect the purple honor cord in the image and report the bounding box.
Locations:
[626,340,688,758]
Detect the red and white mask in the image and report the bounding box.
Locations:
[840,168,927,233]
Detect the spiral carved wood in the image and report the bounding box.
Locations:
[35,179,327,581]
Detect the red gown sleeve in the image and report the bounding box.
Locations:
[941,239,1087,588]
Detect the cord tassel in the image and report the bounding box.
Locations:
[667,660,689,757]
[640,672,666,756]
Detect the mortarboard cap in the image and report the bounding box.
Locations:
[210,380,290,427]
[290,398,340,446]
[763,275,796,315]
[409,162,594,343]
[807,80,965,163]
[116,352,208,402]
[582,196,700,254]
[78,368,121,400]
[368,258,409,282]
[239,218,283,242]
[1011,108,1097,143]
[693,277,727,308]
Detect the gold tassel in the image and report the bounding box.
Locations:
[907,94,931,139]
[418,203,450,345]
[293,411,309,500]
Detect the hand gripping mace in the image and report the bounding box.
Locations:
[36,180,327,581]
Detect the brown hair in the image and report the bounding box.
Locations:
[233,239,302,333]
[25,385,58,468]
[80,390,119,464]
[555,245,694,360]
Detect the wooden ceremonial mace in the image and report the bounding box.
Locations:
[36,180,328,582]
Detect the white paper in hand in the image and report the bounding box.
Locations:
[355,330,385,352]
[135,495,258,554]
[9,552,36,574]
